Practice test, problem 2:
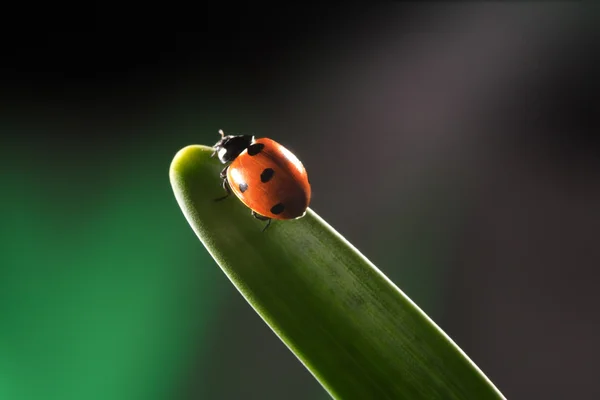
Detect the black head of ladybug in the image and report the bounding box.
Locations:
[212,129,255,164]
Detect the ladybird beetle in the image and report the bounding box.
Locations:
[211,129,311,231]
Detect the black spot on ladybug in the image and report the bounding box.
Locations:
[239,182,248,193]
[270,203,285,215]
[247,143,265,156]
[260,168,274,183]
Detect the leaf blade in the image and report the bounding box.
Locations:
[169,144,505,400]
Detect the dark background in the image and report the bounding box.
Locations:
[1,3,598,400]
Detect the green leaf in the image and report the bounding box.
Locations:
[169,144,506,400]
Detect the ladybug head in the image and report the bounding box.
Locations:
[212,129,255,163]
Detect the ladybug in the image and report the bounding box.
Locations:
[211,130,311,231]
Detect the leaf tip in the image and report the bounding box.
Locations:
[169,144,214,182]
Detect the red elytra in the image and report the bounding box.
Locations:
[212,131,311,229]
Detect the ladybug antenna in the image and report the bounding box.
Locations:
[211,129,226,158]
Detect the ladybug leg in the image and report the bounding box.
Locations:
[251,210,269,220]
[251,210,272,232]
[262,219,272,232]
[214,179,231,201]
[219,166,228,179]
[214,167,231,202]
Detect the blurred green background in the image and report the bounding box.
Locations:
[2,3,599,400]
